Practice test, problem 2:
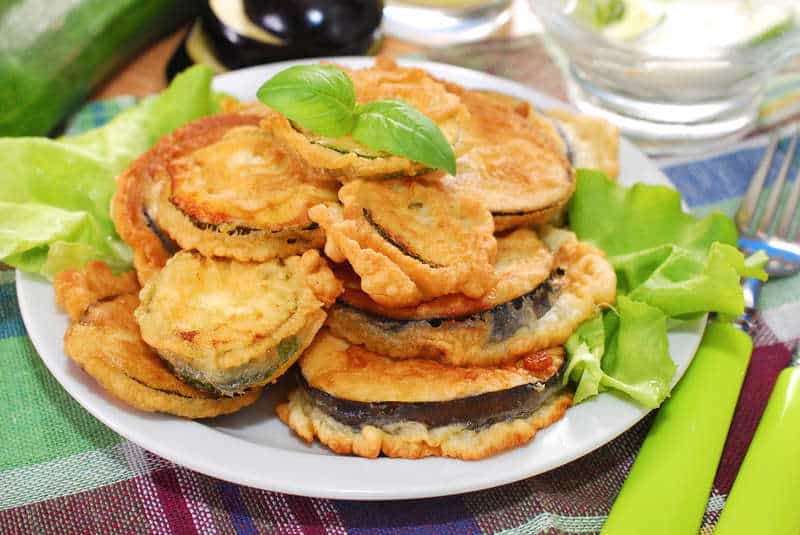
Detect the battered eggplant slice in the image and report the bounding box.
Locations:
[265,57,470,181]
[309,178,497,308]
[55,264,261,418]
[335,228,553,320]
[135,250,342,396]
[277,331,573,460]
[111,133,179,286]
[546,108,620,180]
[474,90,620,180]
[326,228,616,367]
[143,113,339,261]
[441,87,575,232]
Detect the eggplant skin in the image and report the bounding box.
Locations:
[326,275,561,367]
[326,231,616,367]
[277,387,573,460]
[296,365,565,431]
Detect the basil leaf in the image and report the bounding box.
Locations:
[352,99,457,175]
[257,65,356,138]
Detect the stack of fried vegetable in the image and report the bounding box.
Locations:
[42,58,765,460]
[257,58,622,460]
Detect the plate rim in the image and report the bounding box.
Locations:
[16,56,706,500]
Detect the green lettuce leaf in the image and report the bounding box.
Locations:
[569,169,737,256]
[564,169,767,408]
[0,65,219,278]
[565,297,674,408]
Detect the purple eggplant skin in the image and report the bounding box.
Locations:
[203,0,383,70]
[297,365,566,431]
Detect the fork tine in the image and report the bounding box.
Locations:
[757,129,798,235]
[776,150,800,239]
[737,133,779,233]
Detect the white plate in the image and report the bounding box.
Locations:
[16,58,705,501]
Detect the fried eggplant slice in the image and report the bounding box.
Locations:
[144,113,339,261]
[546,108,620,180]
[336,228,553,320]
[310,177,497,308]
[55,261,139,321]
[476,90,620,179]
[326,228,616,366]
[277,331,572,460]
[441,86,575,232]
[56,263,262,418]
[111,132,180,286]
[135,250,342,395]
[265,57,470,181]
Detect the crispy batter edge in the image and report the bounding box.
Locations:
[54,262,140,321]
[309,184,497,307]
[325,234,616,366]
[277,389,572,460]
[153,176,328,261]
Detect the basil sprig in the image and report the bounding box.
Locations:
[257,64,457,175]
[256,65,355,138]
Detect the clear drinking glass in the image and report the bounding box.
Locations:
[532,1,800,155]
[383,0,513,46]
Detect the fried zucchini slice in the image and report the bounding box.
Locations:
[336,227,553,320]
[127,113,337,263]
[326,228,616,366]
[441,86,575,232]
[135,250,342,395]
[265,57,470,181]
[56,264,262,419]
[277,331,572,460]
[310,177,497,308]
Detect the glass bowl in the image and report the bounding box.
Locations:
[531,0,800,155]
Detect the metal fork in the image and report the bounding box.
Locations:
[715,126,800,534]
[733,126,800,332]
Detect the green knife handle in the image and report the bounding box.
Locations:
[715,365,800,535]
[602,322,752,535]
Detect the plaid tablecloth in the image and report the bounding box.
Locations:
[2,40,800,534]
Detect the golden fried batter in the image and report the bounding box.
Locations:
[441,87,575,231]
[278,388,572,460]
[326,229,616,366]
[169,125,337,231]
[65,294,261,418]
[111,138,177,286]
[135,250,342,395]
[337,228,552,320]
[54,261,139,321]
[265,57,470,181]
[546,108,620,179]
[310,178,496,307]
[146,114,337,261]
[476,90,620,179]
[298,331,563,402]
[276,331,572,459]
[56,263,261,418]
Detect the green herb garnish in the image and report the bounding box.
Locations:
[256,65,355,138]
[256,64,457,174]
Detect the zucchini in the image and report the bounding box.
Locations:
[0,0,197,136]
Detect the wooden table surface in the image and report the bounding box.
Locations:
[92,0,540,100]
